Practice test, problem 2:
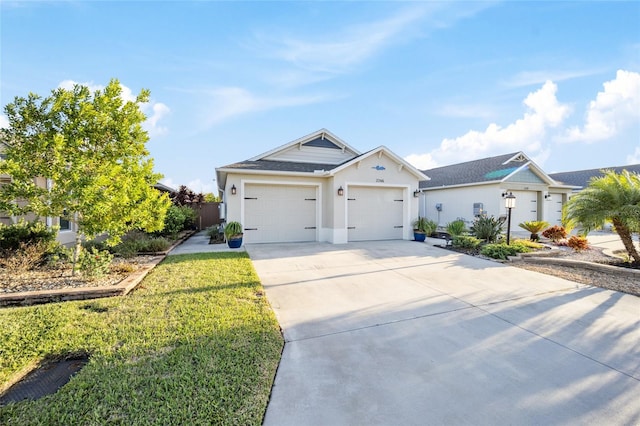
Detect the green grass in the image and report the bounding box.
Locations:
[0,252,284,425]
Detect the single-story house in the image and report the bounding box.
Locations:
[417,152,577,228]
[549,164,640,193]
[215,129,428,244]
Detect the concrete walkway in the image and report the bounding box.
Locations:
[167,231,245,255]
[247,241,640,425]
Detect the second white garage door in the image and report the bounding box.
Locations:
[347,186,404,241]
[244,184,317,243]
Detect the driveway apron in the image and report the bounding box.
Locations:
[246,241,640,426]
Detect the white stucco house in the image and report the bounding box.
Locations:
[417,152,576,228]
[215,129,428,244]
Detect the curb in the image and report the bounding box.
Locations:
[510,255,640,278]
[0,231,196,308]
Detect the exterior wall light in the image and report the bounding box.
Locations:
[504,192,516,245]
[231,184,237,195]
[337,186,344,196]
[413,189,420,198]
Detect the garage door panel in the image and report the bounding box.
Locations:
[244,184,317,243]
[510,191,538,226]
[545,193,563,226]
[348,186,404,241]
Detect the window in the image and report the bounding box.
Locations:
[59,211,71,231]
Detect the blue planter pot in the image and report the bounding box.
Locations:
[414,231,426,242]
[227,236,243,248]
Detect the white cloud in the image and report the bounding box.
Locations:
[0,114,8,129]
[58,79,103,94]
[627,146,640,164]
[58,80,168,137]
[204,86,332,126]
[160,177,215,195]
[404,153,438,170]
[563,70,640,143]
[159,177,178,192]
[436,103,496,119]
[505,69,602,88]
[141,102,170,136]
[405,81,571,169]
[266,7,428,75]
[187,178,215,195]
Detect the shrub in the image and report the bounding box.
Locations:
[0,220,57,251]
[512,239,544,250]
[0,221,60,270]
[112,239,141,258]
[111,262,136,274]
[446,219,467,236]
[224,221,243,239]
[480,242,531,260]
[180,205,197,230]
[413,217,437,234]
[470,216,504,243]
[78,247,114,279]
[567,235,589,252]
[112,232,171,256]
[138,237,170,253]
[82,239,109,252]
[206,225,221,237]
[452,235,482,249]
[542,225,567,242]
[161,205,189,236]
[0,241,58,271]
[518,221,549,241]
[46,244,73,267]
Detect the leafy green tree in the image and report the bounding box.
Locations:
[564,169,640,263]
[203,192,221,203]
[0,79,171,273]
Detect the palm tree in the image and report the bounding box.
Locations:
[564,169,640,263]
[518,221,549,241]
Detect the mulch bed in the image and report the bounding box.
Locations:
[437,243,640,297]
[0,256,157,294]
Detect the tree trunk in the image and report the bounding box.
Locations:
[612,218,640,263]
[71,234,83,276]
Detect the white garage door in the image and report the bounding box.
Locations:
[347,186,404,241]
[545,193,563,226]
[510,191,538,226]
[244,184,317,243]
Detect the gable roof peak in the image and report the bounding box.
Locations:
[330,145,429,181]
[249,129,360,161]
[504,152,530,165]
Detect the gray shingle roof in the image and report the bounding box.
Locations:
[218,159,343,173]
[549,164,640,188]
[419,152,525,188]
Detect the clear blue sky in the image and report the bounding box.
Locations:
[2,1,639,194]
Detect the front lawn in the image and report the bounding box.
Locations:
[0,252,284,425]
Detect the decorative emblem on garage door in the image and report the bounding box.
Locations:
[372,165,386,171]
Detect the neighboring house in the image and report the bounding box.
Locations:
[418,152,576,228]
[153,182,176,194]
[549,164,640,192]
[0,176,79,246]
[1,140,171,246]
[215,129,428,244]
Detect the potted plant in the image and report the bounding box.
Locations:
[412,217,436,242]
[224,221,243,248]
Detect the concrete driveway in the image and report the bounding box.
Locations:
[246,241,640,426]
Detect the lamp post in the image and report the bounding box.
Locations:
[505,192,516,245]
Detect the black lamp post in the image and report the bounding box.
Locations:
[505,192,516,245]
